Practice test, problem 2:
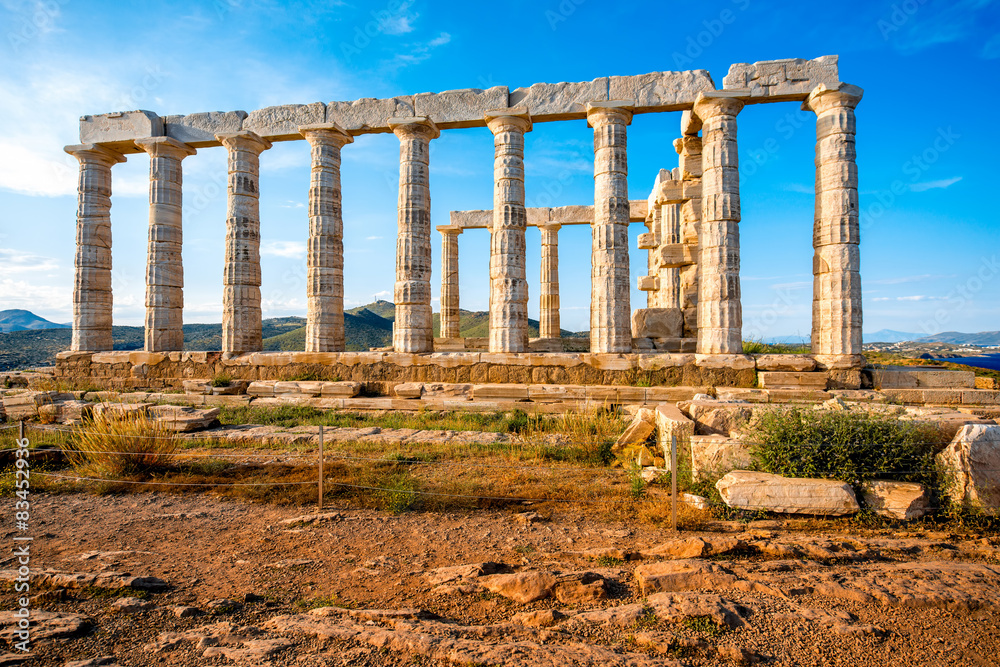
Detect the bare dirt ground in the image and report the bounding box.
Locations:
[1,489,999,667]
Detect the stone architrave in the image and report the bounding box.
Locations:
[485,109,532,353]
[539,223,561,339]
[693,93,744,355]
[587,102,634,354]
[437,225,462,339]
[134,137,196,352]
[64,143,127,352]
[389,117,439,353]
[300,123,353,353]
[804,83,864,363]
[216,131,272,354]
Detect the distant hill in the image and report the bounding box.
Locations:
[916,331,1000,346]
[864,330,926,343]
[0,310,70,333]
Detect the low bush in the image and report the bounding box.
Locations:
[742,407,940,487]
[69,409,178,478]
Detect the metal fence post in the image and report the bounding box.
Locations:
[671,433,678,532]
[19,420,25,443]
[318,425,324,510]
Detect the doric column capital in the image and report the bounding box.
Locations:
[64,143,127,166]
[436,224,463,236]
[484,107,532,134]
[215,130,272,154]
[586,101,634,128]
[693,92,744,121]
[134,136,196,160]
[803,83,864,115]
[388,116,440,140]
[299,122,354,147]
[538,222,562,234]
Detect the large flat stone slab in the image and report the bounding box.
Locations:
[937,424,1000,514]
[716,471,860,516]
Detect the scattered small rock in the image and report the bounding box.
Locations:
[110,597,154,614]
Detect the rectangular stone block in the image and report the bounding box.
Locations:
[723,55,839,101]
[163,111,248,147]
[413,86,508,128]
[244,102,326,141]
[327,96,415,133]
[80,110,163,149]
[758,371,829,388]
[472,384,529,400]
[608,70,715,112]
[508,78,608,121]
[528,384,588,402]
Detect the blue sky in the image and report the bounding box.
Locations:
[0,0,997,338]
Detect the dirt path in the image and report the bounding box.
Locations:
[1,491,999,666]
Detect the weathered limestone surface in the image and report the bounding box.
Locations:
[164,111,247,147]
[437,226,462,339]
[391,118,439,353]
[861,480,930,520]
[449,201,648,229]
[135,137,196,352]
[694,92,744,355]
[724,56,839,100]
[588,103,633,354]
[805,83,863,358]
[631,308,683,339]
[486,110,531,353]
[244,103,325,141]
[937,425,1000,514]
[415,87,509,127]
[327,97,414,133]
[79,110,162,151]
[539,224,561,339]
[217,131,272,354]
[301,124,353,353]
[65,144,127,351]
[717,471,860,516]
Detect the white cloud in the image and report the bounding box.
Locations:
[260,240,307,258]
[0,277,70,315]
[870,295,948,302]
[0,248,60,276]
[868,274,956,285]
[379,32,451,72]
[910,176,962,192]
[365,235,383,240]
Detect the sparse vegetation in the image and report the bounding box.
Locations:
[68,409,178,478]
[210,374,232,388]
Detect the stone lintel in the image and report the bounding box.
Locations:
[79,110,162,153]
[724,55,840,104]
[449,201,649,230]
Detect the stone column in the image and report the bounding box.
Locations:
[134,137,196,352]
[300,123,353,353]
[485,110,532,353]
[660,201,682,309]
[539,223,561,339]
[693,93,744,355]
[437,225,462,339]
[389,117,439,353]
[216,131,271,354]
[64,143,126,352]
[805,83,864,363]
[587,103,633,354]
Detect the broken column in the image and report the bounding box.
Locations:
[485,110,532,353]
[805,83,864,364]
[64,143,127,352]
[135,137,196,352]
[539,223,561,339]
[300,123,353,353]
[390,117,439,353]
[217,131,271,354]
[587,102,633,354]
[437,225,462,340]
[693,93,744,355]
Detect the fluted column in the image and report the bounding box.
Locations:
[216,131,271,354]
[660,201,682,309]
[805,83,864,363]
[485,110,532,353]
[134,137,196,352]
[389,117,439,353]
[539,223,561,339]
[64,143,126,352]
[300,123,353,353]
[587,102,633,354]
[693,93,744,355]
[437,225,462,339]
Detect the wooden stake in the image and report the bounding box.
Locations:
[318,426,324,510]
[670,433,678,532]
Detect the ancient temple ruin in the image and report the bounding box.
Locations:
[58,55,866,390]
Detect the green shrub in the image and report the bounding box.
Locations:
[743,407,939,487]
[210,374,232,388]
